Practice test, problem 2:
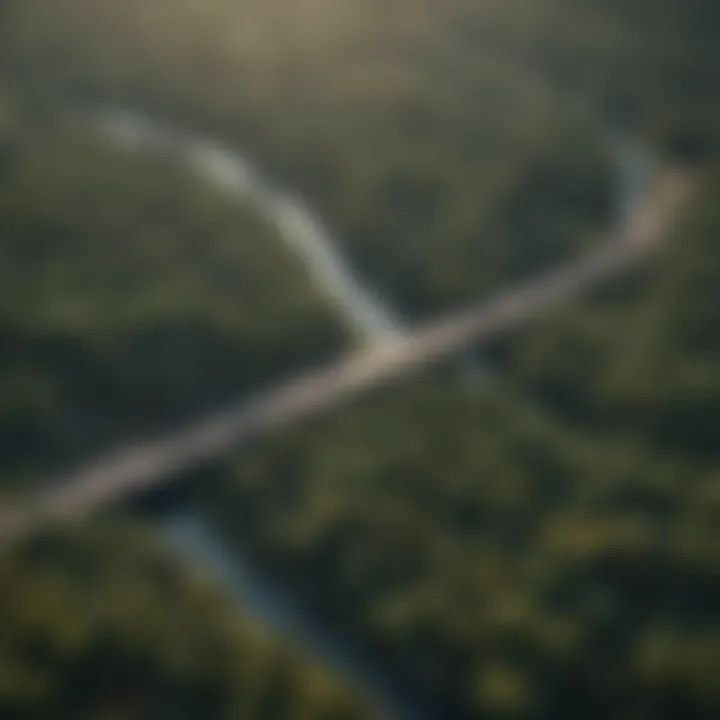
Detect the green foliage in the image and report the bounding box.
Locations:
[499,168,720,461]
[203,177,720,718]
[207,377,719,717]
[0,114,346,489]
[0,93,359,719]
[1,1,718,718]
[0,523,366,719]
[0,0,616,318]
[6,0,715,317]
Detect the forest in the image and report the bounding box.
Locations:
[0,521,366,718]
[204,174,720,718]
[0,0,718,717]
[0,98,347,491]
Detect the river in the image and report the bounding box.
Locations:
[93,108,655,720]
[94,109,401,345]
[161,513,436,720]
[94,107,434,718]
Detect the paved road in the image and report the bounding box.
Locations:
[0,168,695,544]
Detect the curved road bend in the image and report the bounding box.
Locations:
[0,168,695,544]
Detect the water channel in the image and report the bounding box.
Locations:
[95,108,655,719]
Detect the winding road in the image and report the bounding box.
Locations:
[0,158,694,545]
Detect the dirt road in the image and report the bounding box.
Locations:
[0,168,695,544]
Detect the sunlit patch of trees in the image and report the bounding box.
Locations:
[203,173,720,718]
[0,522,367,719]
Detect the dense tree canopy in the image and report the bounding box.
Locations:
[0,0,717,717]
[0,523,366,719]
[1,0,619,318]
[202,174,720,718]
[0,101,346,491]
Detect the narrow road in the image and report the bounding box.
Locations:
[0,167,695,544]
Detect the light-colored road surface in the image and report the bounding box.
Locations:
[0,168,695,544]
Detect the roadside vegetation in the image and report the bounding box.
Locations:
[205,175,720,718]
[0,521,367,719]
[0,96,346,491]
[0,0,717,717]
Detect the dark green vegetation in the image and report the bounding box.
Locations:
[1,0,718,718]
[0,522,366,719]
[498,169,720,467]
[1,0,617,318]
[3,0,718,315]
[0,91,359,716]
[0,98,346,491]
[207,177,720,718]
